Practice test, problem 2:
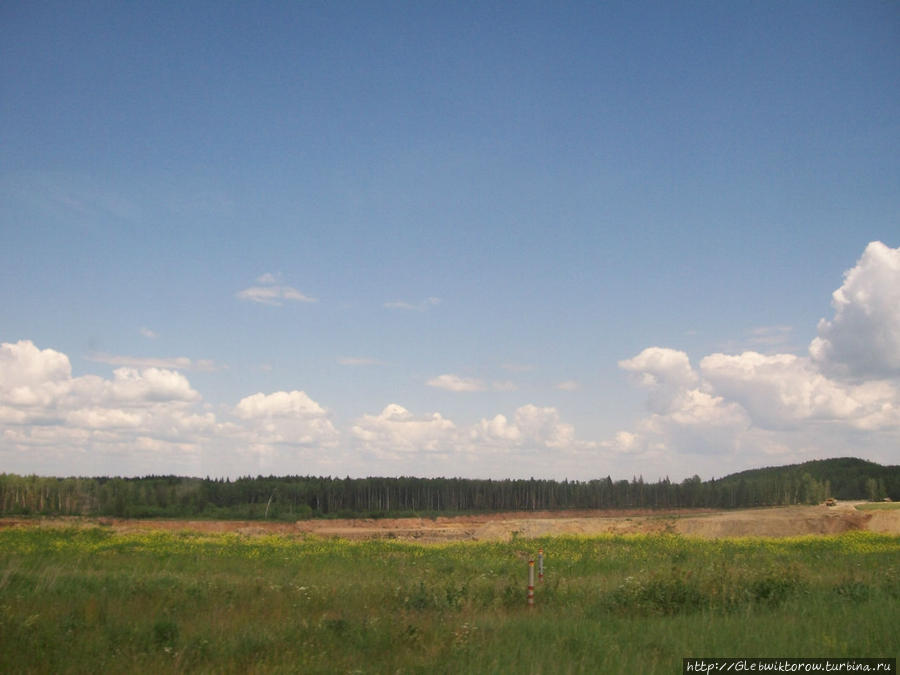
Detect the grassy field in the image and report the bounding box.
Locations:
[1,527,897,674]
[856,501,900,511]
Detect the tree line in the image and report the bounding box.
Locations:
[0,457,895,519]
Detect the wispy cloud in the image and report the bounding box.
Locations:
[139,327,158,339]
[384,297,441,311]
[555,380,579,391]
[501,362,535,373]
[337,356,388,367]
[748,325,793,347]
[86,352,221,372]
[426,374,485,392]
[426,374,518,392]
[236,273,317,306]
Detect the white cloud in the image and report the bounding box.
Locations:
[231,390,339,449]
[608,246,900,474]
[555,380,579,391]
[604,430,638,454]
[619,347,699,413]
[615,342,900,461]
[5,241,899,480]
[601,381,751,465]
[473,414,522,443]
[1,340,71,387]
[425,374,515,392]
[470,404,582,454]
[65,407,144,430]
[337,356,387,367]
[236,285,317,306]
[0,340,215,474]
[139,327,158,339]
[426,374,486,392]
[236,274,316,306]
[352,402,587,468]
[512,404,577,449]
[87,352,220,372]
[234,390,327,419]
[747,325,793,348]
[384,297,441,311]
[0,341,345,475]
[619,347,698,389]
[810,241,900,378]
[352,404,457,458]
[104,367,201,404]
[701,351,899,431]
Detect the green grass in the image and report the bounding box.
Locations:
[1,528,898,673]
[855,501,900,511]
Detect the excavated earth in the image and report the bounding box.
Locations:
[2,501,897,541]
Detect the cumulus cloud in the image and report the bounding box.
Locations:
[6,242,898,479]
[470,404,582,454]
[1,341,201,414]
[612,348,750,442]
[473,414,522,444]
[103,367,201,404]
[0,340,347,476]
[426,374,486,392]
[619,347,698,389]
[352,402,586,467]
[234,390,327,419]
[512,404,576,449]
[609,244,900,474]
[233,390,339,448]
[612,341,900,465]
[619,347,699,413]
[1,340,71,387]
[810,241,900,378]
[352,404,457,458]
[0,340,215,475]
[699,351,898,430]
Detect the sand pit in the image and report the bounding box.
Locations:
[2,501,896,541]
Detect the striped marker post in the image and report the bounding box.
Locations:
[538,548,544,582]
[527,559,535,607]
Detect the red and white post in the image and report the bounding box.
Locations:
[538,548,544,582]
[527,559,535,607]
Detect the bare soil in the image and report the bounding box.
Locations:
[2,501,897,542]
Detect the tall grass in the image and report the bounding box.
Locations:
[1,528,897,673]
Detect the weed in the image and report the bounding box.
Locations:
[0,528,896,674]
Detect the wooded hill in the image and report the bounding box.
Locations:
[0,457,896,519]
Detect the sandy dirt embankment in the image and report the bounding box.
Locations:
[2,502,896,541]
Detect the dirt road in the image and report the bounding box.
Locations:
[2,501,896,541]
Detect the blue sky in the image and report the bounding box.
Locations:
[2,2,898,480]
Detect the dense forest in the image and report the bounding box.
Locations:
[0,457,896,519]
